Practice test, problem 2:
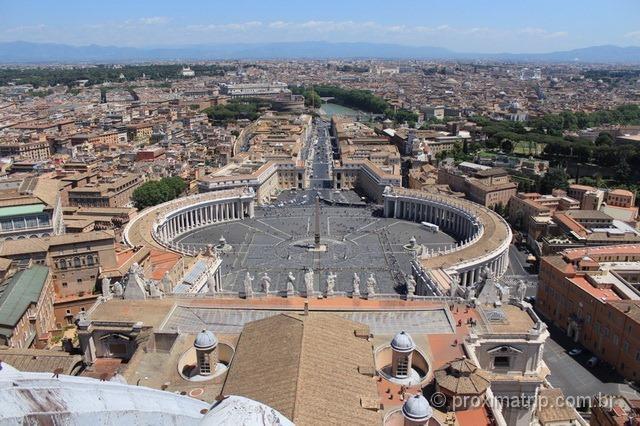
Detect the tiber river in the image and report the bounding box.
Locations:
[318,102,361,117]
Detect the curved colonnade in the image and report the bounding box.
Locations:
[383,187,511,294]
[125,185,510,297]
[123,187,255,255]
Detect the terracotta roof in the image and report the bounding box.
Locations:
[570,276,621,302]
[0,346,82,375]
[536,388,580,424]
[146,250,182,280]
[221,312,381,426]
[434,358,491,396]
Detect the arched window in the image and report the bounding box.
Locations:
[73,257,81,268]
[86,255,94,266]
[396,354,409,377]
[198,351,211,375]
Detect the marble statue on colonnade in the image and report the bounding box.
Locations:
[516,279,527,302]
[450,274,460,298]
[365,273,377,298]
[113,281,123,297]
[101,277,112,299]
[406,275,416,298]
[242,272,254,298]
[304,268,314,297]
[260,272,271,294]
[286,271,296,296]
[352,273,360,297]
[325,272,336,297]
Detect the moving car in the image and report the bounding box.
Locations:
[568,348,583,356]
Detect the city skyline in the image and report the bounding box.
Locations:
[3,0,640,53]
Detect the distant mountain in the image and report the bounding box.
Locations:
[0,41,639,64]
[484,45,640,63]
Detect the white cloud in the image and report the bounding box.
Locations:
[4,24,47,33]
[139,16,170,25]
[518,27,568,38]
[187,21,263,32]
[0,19,573,53]
[625,30,640,39]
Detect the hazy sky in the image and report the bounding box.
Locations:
[2,0,640,53]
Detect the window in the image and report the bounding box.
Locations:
[623,342,630,353]
[74,257,81,268]
[62,282,68,287]
[86,255,94,266]
[396,355,409,378]
[494,356,510,368]
[198,351,211,374]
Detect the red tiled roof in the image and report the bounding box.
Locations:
[570,276,621,302]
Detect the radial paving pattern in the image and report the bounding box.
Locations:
[176,201,455,295]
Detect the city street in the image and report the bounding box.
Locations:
[308,119,333,189]
[543,324,638,402]
[504,244,538,298]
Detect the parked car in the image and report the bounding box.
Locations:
[587,356,599,367]
[569,348,583,356]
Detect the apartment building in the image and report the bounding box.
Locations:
[126,123,154,144]
[0,137,51,161]
[537,245,640,382]
[67,174,144,208]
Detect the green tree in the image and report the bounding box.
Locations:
[132,177,186,210]
[595,132,613,146]
[500,139,514,153]
[540,167,569,194]
[616,160,632,184]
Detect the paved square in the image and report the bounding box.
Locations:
[176,201,455,295]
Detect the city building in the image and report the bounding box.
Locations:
[508,191,580,241]
[437,164,517,209]
[0,231,118,326]
[541,209,640,254]
[67,173,144,208]
[0,265,55,349]
[0,176,64,241]
[537,245,640,381]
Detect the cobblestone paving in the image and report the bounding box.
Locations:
[176,201,455,295]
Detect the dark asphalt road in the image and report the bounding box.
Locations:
[309,119,332,189]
